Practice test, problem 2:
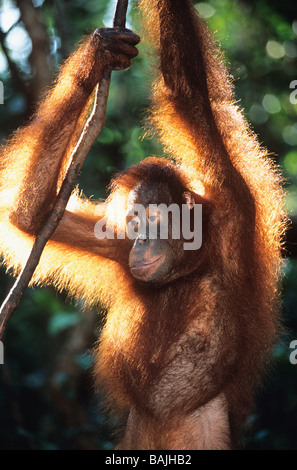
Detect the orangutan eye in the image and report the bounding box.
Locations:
[146,207,162,225]
[148,214,158,223]
[127,217,140,230]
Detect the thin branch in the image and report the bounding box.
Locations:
[0,0,129,340]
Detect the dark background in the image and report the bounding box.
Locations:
[0,0,296,450]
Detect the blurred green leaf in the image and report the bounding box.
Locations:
[48,312,80,335]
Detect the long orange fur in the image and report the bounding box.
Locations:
[0,1,287,449]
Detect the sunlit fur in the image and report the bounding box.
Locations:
[0,0,287,449]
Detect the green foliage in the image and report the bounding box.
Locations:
[0,0,296,450]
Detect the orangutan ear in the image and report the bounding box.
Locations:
[183,191,195,210]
